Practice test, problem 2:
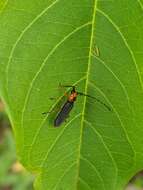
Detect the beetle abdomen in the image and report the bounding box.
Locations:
[54,101,74,127]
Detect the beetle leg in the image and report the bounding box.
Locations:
[64,92,68,97]
[49,97,57,100]
[42,106,59,115]
[59,83,75,89]
[42,111,51,115]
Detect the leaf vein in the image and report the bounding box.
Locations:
[89,81,136,160]
[137,0,143,10]
[92,55,132,112]
[76,0,97,189]
[80,155,106,190]
[53,162,77,190]
[97,8,143,92]
[0,0,8,13]
[40,113,82,167]
[84,119,117,189]
[79,177,92,190]
[6,0,60,92]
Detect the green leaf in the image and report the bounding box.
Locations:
[0,0,143,189]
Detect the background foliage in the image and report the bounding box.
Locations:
[0,101,34,190]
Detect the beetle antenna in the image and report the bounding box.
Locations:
[42,111,50,115]
[77,92,111,111]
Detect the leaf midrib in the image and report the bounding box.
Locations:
[76,0,98,188]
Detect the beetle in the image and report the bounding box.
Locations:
[42,85,111,127]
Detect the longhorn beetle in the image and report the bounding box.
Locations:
[42,85,111,127]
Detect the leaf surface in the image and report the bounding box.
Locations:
[0,0,143,189]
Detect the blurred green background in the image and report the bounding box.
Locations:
[0,99,143,190]
[0,100,34,190]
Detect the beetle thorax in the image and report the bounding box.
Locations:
[68,92,77,102]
